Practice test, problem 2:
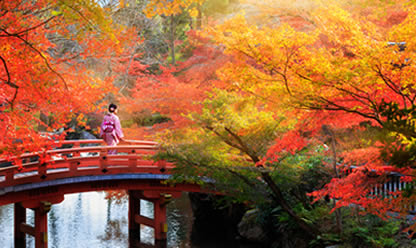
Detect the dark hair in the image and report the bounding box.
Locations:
[108,103,117,113]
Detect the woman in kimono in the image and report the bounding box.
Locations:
[100,103,124,154]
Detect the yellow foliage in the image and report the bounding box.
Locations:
[144,0,205,18]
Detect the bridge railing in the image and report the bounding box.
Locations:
[0,139,172,189]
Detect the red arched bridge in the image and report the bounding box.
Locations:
[0,139,204,248]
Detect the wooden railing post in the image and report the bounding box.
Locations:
[5,168,14,185]
[73,142,81,157]
[69,161,79,173]
[100,149,108,173]
[38,163,47,180]
[128,154,137,169]
[157,160,167,173]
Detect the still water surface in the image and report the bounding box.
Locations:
[0,191,193,248]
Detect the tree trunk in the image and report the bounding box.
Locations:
[196,3,202,29]
[326,125,343,235]
[260,171,321,237]
[170,15,176,65]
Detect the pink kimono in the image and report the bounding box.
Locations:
[100,113,124,154]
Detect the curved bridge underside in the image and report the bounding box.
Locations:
[0,140,207,248]
[0,173,202,206]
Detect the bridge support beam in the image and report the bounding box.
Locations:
[129,190,141,247]
[14,203,26,248]
[14,196,64,248]
[34,202,50,248]
[129,190,181,248]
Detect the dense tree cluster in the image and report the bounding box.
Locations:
[4,0,416,246]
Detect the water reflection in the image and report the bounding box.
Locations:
[99,198,128,246]
[0,204,12,248]
[138,199,156,246]
[0,191,193,248]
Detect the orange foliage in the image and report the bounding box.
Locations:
[0,0,132,157]
[209,1,416,218]
[120,0,416,220]
[122,30,230,134]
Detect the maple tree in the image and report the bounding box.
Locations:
[126,18,322,237]
[124,0,416,242]
[0,0,132,158]
[208,0,416,227]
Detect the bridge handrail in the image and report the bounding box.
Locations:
[0,139,158,162]
[57,139,158,146]
[0,139,171,190]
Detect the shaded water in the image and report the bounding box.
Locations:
[0,191,193,248]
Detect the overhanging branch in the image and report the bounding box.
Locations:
[0,55,19,107]
[0,28,69,90]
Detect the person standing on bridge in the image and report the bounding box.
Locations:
[100,103,124,154]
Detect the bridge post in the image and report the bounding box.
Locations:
[14,203,26,248]
[128,190,141,247]
[153,197,168,248]
[153,197,167,241]
[128,191,178,248]
[14,196,64,248]
[34,202,50,248]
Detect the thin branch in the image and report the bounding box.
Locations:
[58,0,100,34]
[171,151,265,193]
[203,125,244,152]
[0,16,56,38]
[302,95,383,126]
[224,127,260,163]
[1,29,69,90]
[0,56,13,87]
[245,42,294,96]
[374,64,411,106]
[0,55,19,107]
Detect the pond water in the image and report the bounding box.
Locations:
[0,191,194,248]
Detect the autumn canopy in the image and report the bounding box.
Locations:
[3,0,416,242]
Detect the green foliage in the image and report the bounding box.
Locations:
[56,0,117,40]
[306,209,409,248]
[128,111,171,127]
[310,233,342,247]
[154,134,266,203]
[188,89,285,159]
[201,0,237,16]
[252,201,336,247]
[380,100,416,139]
[267,149,331,209]
[340,214,402,248]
